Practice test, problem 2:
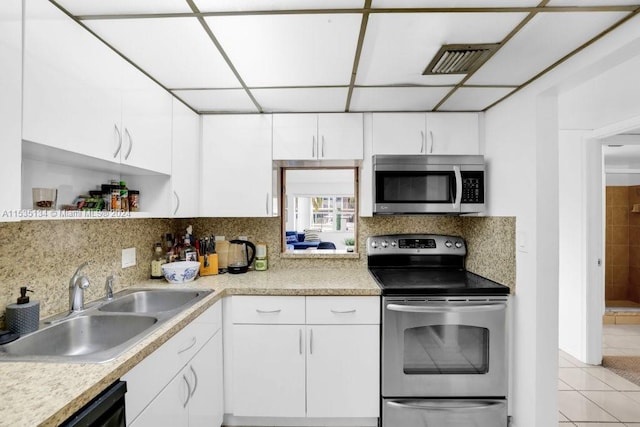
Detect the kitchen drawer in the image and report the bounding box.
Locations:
[232,296,305,324]
[192,297,222,330]
[306,296,380,325]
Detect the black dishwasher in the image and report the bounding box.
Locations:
[61,380,127,427]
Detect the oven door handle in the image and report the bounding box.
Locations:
[386,302,506,313]
[387,400,502,412]
[453,165,462,210]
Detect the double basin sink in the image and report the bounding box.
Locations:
[0,288,213,363]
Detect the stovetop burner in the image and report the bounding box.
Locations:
[367,234,510,296]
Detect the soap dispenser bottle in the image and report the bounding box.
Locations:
[5,287,40,335]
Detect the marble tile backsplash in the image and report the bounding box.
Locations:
[0,215,515,327]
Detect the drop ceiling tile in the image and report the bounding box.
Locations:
[349,87,452,111]
[438,87,515,111]
[252,87,349,112]
[195,0,364,12]
[467,11,629,85]
[85,18,241,89]
[55,0,191,15]
[372,0,540,7]
[205,14,361,86]
[173,89,258,113]
[357,12,527,86]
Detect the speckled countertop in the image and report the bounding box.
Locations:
[0,269,380,427]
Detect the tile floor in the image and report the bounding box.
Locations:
[559,324,640,426]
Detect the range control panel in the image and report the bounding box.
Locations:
[367,234,466,256]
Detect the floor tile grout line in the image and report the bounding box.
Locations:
[576,389,625,423]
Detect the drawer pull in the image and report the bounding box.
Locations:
[256,309,282,314]
[178,337,197,354]
[330,309,357,314]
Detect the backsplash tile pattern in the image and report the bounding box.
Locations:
[0,215,515,326]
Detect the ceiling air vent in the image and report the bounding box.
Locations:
[423,43,500,75]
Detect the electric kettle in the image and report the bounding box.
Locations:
[227,240,256,274]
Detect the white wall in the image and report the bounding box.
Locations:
[483,11,640,426]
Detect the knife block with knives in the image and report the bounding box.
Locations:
[198,236,219,276]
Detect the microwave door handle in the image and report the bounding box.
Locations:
[386,303,506,313]
[453,165,462,210]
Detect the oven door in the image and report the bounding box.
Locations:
[382,297,507,398]
[382,398,507,427]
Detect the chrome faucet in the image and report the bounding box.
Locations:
[105,275,115,301]
[69,261,91,312]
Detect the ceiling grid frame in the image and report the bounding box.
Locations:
[51,0,640,114]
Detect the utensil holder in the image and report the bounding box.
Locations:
[199,254,218,276]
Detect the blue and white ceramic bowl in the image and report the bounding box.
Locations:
[161,261,200,284]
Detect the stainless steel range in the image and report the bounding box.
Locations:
[367,234,510,427]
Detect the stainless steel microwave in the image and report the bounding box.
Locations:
[372,154,485,215]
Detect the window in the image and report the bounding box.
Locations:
[282,168,358,254]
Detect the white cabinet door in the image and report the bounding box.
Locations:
[273,113,364,160]
[272,114,318,160]
[0,0,22,218]
[232,324,306,417]
[188,331,223,427]
[371,113,427,155]
[171,100,200,217]
[129,370,190,427]
[23,0,122,163]
[317,113,364,160]
[426,113,480,155]
[306,325,380,418]
[201,115,273,217]
[121,65,173,175]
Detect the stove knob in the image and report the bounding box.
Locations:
[391,241,397,247]
[445,240,453,248]
[455,241,463,249]
[370,241,378,249]
[381,241,388,248]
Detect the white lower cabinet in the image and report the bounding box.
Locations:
[124,300,223,427]
[230,296,380,424]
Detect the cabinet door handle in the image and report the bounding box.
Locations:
[173,191,180,216]
[420,131,425,154]
[266,193,269,215]
[428,130,434,154]
[330,309,356,314]
[178,336,197,354]
[124,128,133,160]
[189,365,198,398]
[309,328,314,355]
[299,328,303,355]
[256,308,282,314]
[312,135,316,158]
[182,374,191,408]
[321,136,325,158]
[113,124,122,158]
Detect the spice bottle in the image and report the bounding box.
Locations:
[254,242,268,271]
[129,190,140,212]
[119,181,129,212]
[111,185,121,211]
[151,243,165,279]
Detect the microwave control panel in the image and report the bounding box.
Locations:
[461,172,484,204]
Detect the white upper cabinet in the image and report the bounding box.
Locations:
[426,113,480,155]
[23,0,172,175]
[372,112,480,155]
[171,100,200,217]
[201,115,274,217]
[273,113,363,161]
[120,66,172,174]
[0,0,22,219]
[23,0,123,164]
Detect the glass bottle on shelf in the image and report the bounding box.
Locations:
[151,243,165,279]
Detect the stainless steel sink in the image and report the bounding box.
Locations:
[0,314,157,362]
[0,287,213,363]
[99,289,207,314]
